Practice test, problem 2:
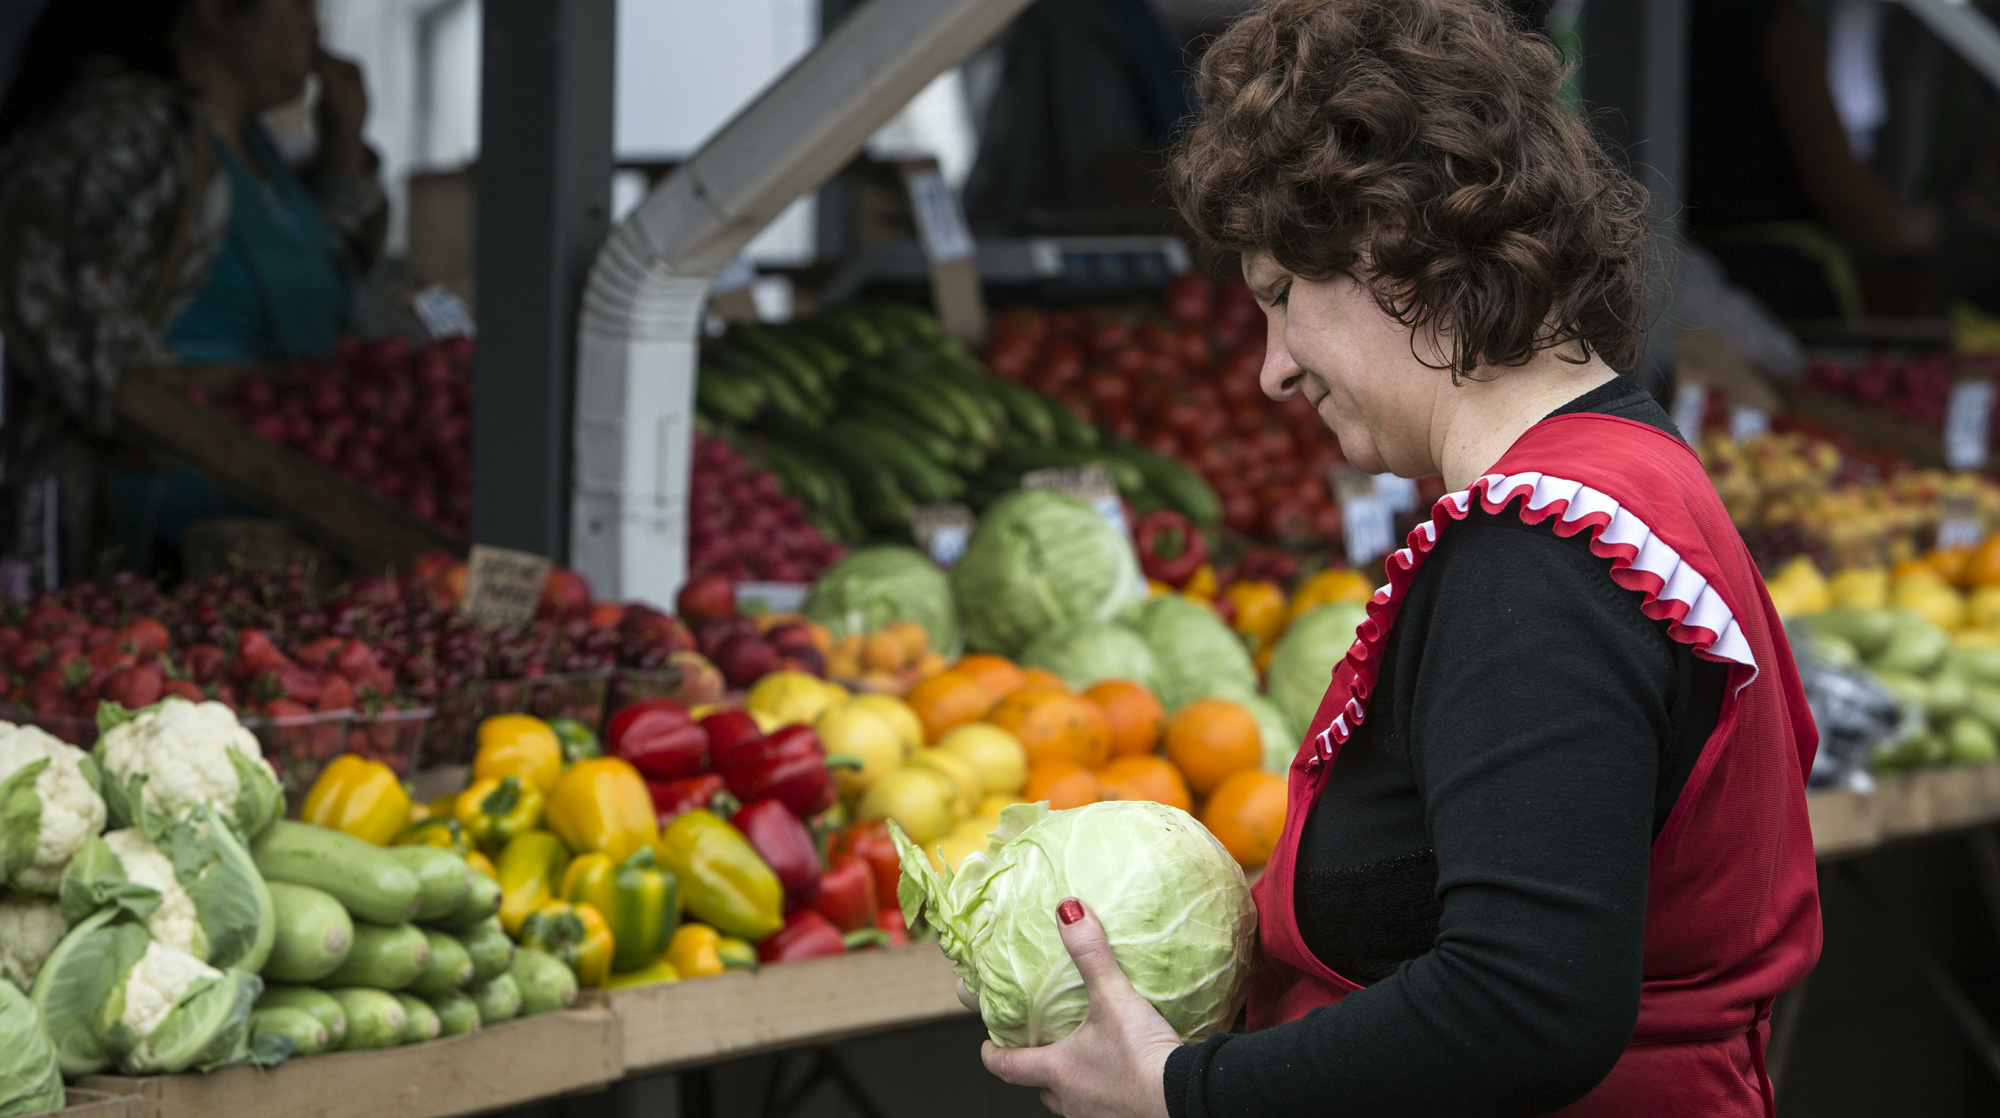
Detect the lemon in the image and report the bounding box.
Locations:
[937,723,1028,795]
[1830,567,1889,609]
[928,816,1003,873]
[745,670,839,727]
[907,748,987,818]
[817,702,906,798]
[977,792,1025,817]
[857,767,956,845]
[844,694,925,757]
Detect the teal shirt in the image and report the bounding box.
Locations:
[165,125,349,363]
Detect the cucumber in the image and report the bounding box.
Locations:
[457,916,515,984]
[1104,438,1222,525]
[263,882,354,983]
[434,870,502,932]
[467,973,522,1025]
[328,987,406,1051]
[253,820,422,925]
[1046,396,1100,448]
[256,985,347,1047]
[409,930,474,996]
[696,368,767,422]
[317,923,430,991]
[250,1005,329,1059]
[383,846,473,922]
[394,993,442,1044]
[425,990,482,1036]
[508,948,579,1016]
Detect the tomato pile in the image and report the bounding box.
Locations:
[983,274,1349,545]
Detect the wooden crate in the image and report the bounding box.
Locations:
[609,943,969,1074]
[113,365,463,572]
[77,1005,619,1118]
[1810,760,2000,861]
[58,1090,143,1118]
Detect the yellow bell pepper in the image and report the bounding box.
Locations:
[545,758,659,862]
[466,850,497,879]
[665,923,760,979]
[1224,580,1289,653]
[300,755,411,846]
[1183,563,1218,600]
[428,791,459,818]
[519,901,614,988]
[653,810,783,942]
[395,816,469,852]
[473,714,564,793]
[455,775,545,854]
[1288,566,1376,622]
[604,955,681,990]
[717,935,759,972]
[560,847,679,973]
[406,799,434,825]
[495,830,571,935]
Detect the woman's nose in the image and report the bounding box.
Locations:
[1259,335,1304,401]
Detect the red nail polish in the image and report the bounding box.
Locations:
[1058,898,1084,925]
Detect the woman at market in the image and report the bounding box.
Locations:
[0,0,384,579]
[981,2,1821,1116]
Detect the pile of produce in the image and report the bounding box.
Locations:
[208,336,474,536]
[1802,350,2000,432]
[694,304,1220,539]
[983,275,1346,546]
[687,434,847,584]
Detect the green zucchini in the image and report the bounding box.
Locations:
[262,881,354,984]
[508,948,579,1016]
[328,987,405,1051]
[434,870,501,932]
[382,845,473,922]
[316,922,429,991]
[255,986,347,1047]
[394,993,442,1044]
[456,916,515,984]
[250,1005,329,1059]
[408,930,474,996]
[252,820,421,925]
[467,974,522,1025]
[425,990,482,1036]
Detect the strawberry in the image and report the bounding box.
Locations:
[317,673,354,713]
[115,618,169,657]
[233,630,292,682]
[104,664,164,711]
[183,644,226,685]
[334,640,383,682]
[273,665,323,705]
[294,637,344,669]
[162,679,205,702]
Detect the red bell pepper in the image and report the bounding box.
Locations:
[877,906,909,948]
[699,710,762,769]
[717,725,834,817]
[608,699,709,782]
[828,820,901,909]
[811,853,878,932]
[757,909,851,964]
[1133,509,1208,588]
[731,798,820,910]
[648,772,730,826]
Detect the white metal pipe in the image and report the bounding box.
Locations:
[571,0,1032,603]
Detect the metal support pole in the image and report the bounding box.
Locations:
[1581,0,1689,231]
[471,0,616,559]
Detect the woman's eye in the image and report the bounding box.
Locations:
[1270,282,1291,308]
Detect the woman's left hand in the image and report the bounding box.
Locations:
[981,898,1180,1118]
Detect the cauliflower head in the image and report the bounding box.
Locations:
[0,724,107,894]
[95,700,282,837]
[102,829,206,961]
[0,894,68,988]
[117,939,220,1044]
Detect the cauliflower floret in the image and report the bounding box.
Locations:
[0,723,108,894]
[96,700,281,834]
[118,939,221,1043]
[0,894,67,987]
[102,829,206,961]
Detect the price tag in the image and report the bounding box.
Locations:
[411,285,476,340]
[1021,464,1126,537]
[1671,382,1708,441]
[707,255,759,324]
[1728,405,1769,442]
[1945,379,1996,471]
[1938,491,1984,550]
[905,170,974,263]
[1373,474,1417,516]
[1342,495,1394,568]
[901,161,986,346]
[909,503,976,568]
[457,545,551,631]
[735,582,809,614]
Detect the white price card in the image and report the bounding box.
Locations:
[735,582,809,614]
[411,285,476,340]
[906,170,975,264]
[1945,379,1996,472]
[1671,382,1708,441]
[1373,474,1418,515]
[1940,518,1985,550]
[1728,405,1769,442]
[909,503,976,569]
[1342,495,1395,568]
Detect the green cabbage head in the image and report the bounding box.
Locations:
[804,546,961,657]
[892,801,1256,1048]
[0,977,65,1118]
[1266,603,1370,734]
[1020,620,1161,694]
[951,491,1145,657]
[1132,596,1257,711]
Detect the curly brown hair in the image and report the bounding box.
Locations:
[1170,0,1654,377]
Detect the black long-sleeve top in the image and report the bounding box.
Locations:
[1163,379,1730,1118]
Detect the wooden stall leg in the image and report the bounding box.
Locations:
[1840,862,2000,1085]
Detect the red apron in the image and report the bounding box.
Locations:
[1249,413,1822,1116]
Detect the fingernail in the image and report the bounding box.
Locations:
[1058,898,1084,925]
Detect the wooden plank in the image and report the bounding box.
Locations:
[78,1006,619,1118]
[113,366,464,572]
[610,943,968,1074]
[60,1090,144,1118]
[1776,381,1945,467]
[1809,786,1884,860]
[1812,762,2000,861]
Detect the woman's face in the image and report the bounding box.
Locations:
[194,0,320,111]
[1243,251,1444,478]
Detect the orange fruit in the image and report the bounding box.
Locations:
[1023,763,1102,810]
[1096,755,1192,812]
[1202,769,1287,868]
[863,630,907,673]
[989,689,1110,770]
[955,654,1028,702]
[1965,534,2000,590]
[884,620,931,661]
[1163,699,1262,795]
[1932,547,1973,589]
[1019,667,1070,693]
[1084,680,1165,759]
[903,670,996,744]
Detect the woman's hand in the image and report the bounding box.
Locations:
[313,48,369,176]
[981,898,1180,1118]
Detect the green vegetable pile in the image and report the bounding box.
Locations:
[1800,608,2000,768]
[952,491,1146,659]
[806,546,963,658]
[891,802,1257,1048]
